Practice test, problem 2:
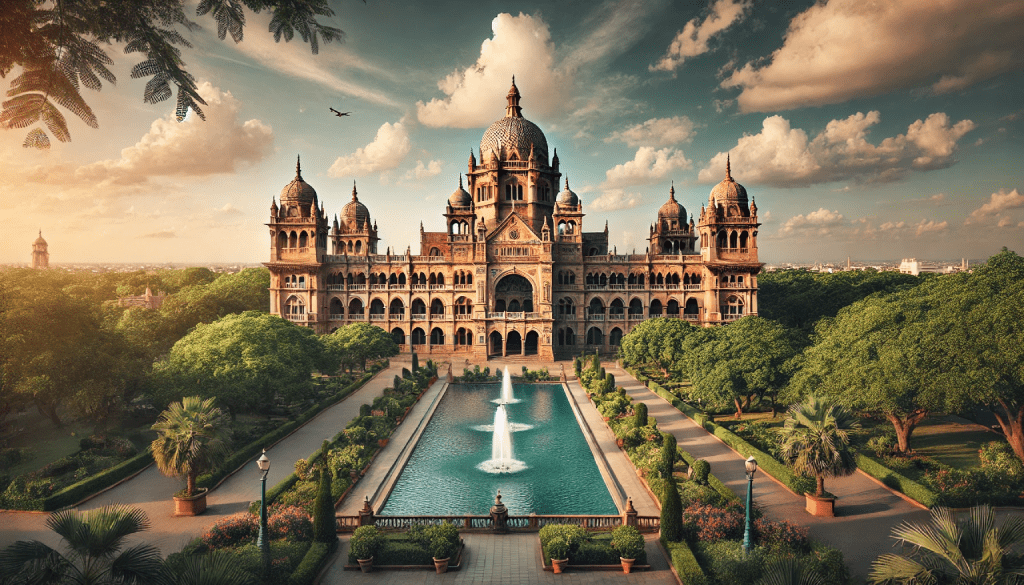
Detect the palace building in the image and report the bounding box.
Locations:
[266,80,762,360]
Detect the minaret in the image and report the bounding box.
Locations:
[505,76,522,118]
[31,230,49,269]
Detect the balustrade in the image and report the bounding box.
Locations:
[325,284,344,291]
[335,514,660,533]
[369,314,385,320]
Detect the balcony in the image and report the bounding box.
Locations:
[369,314,385,321]
[411,313,427,321]
[429,284,447,291]
[325,284,344,291]
[684,284,701,291]
[627,284,644,290]
[455,313,473,320]
[389,284,406,290]
[608,314,624,321]
[370,284,387,290]
[348,284,367,291]
[455,284,474,290]
[411,284,427,291]
[282,283,307,289]
[587,313,605,321]
[328,313,344,321]
[683,314,699,321]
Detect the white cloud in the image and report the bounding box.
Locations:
[722,0,1024,112]
[602,147,692,190]
[910,193,946,205]
[605,116,696,148]
[589,190,644,211]
[779,208,845,236]
[969,188,1024,218]
[698,111,974,187]
[328,120,411,177]
[217,203,245,215]
[914,219,949,236]
[404,160,443,180]
[651,0,750,72]
[416,13,569,128]
[72,83,273,186]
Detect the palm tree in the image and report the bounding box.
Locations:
[151,396,230,497]
[778,395,859,497]
[163,550,251,585]
[869,505,1024,584]
[758,559,825,585]
[0,505,163,584]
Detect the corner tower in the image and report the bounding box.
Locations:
[31,231,49,268]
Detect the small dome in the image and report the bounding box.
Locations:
[556,178,579,207]
[658,184,686,223]
[279,156,317,205]
[708,155,749,214]
[448,176,472,207]
[34,231,47,245]
[342,182,371,227]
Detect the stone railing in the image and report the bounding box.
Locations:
[336,514,659,533]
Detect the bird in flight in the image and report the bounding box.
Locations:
[329,108,351,117]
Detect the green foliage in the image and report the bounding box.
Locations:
[539,523,587,561]
[854,454,939,508]
[660,536,708,585]
[690,459,710,485]
[349,526,385,561]
[312,447,335,543]
[322,323,398,373]
[660,476,684,542]
[779,396,859,496]
[288,540,335,585]
[202,512,257,549]
[696,540,765,585]
[411,351,419,372]
[753,517,810,553]
[979,441,1024,478]
[660,433,677,478]
[619,318,697,371]
[573,357,582,377]
[459,365,495,382]
[634,402,648,427]
[610,525,645,560]
[682,503,744,542]
[151,396,229,496]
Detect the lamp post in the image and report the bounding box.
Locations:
[256,449,271,579]
[742,456,757,554]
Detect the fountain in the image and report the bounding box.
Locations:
[477,404,527,473]
[492,367,520,404]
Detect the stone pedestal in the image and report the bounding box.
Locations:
[490,491,509,533]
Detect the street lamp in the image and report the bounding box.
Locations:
[256,449,271,579]
[742,456,757,554]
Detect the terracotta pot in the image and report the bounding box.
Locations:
[620,557,635,574]
[378,438,389,447]
[551,558,568,574]
[603,416,611,422]
[804,493,836,517]
[357,557,373,573]
[433,557,450,574]
[173,489,207,516]
[616,438,624,448]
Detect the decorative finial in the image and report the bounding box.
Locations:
[296,155,302,179]
[352,181,358,201]
[458,175,463,188]
[670,181,675,201]
[725,154,731,180]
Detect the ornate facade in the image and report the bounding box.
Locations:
[266,81,762,360]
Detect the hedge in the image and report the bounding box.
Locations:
[41,448,155,511]
[855,453,938,508]
[198,368,379,491]
[288,539,337,585]
[676,449,740,505]
[661,536,708,585]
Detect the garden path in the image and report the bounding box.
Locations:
[607,364,932,582]
[0,360,409,556]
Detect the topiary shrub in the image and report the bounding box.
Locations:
[660,433,677,478]
[539,523,587,561]
[312,456,335,543]
[622,427,646,450]
[634,402,648,428]
[411,352,419,372]
[349,526,384,562]
[690,459,710,485]
[611,525,645,560]
[660,476,683,542]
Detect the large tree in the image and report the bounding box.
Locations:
[1,0,344,148]
[618,317,696,373]
[322,322,399,372]
[154,311,328,416]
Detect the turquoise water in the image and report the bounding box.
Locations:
[378,383,617,516]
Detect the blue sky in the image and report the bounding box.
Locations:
[2,0,1022,264]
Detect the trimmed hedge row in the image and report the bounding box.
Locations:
[661,536,708,585]
[676,449,740,505]
[633,371,815,497]
[198,367,381,491]
[41,448,155,511]
[288,539,337,585]
[855,453,938,508]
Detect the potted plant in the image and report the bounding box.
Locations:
[778,395,860,517]
[151,396,229,516]
[431,535,455,574]
[350,525,384,573]
[547,536,570,574]
[611,525,644,573]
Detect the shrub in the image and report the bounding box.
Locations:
[979,441,1024,478]
[349,526,385,561]
[753,517,810,553]
[611,525,645,560]
[661,537,708,585]
[801,542,850,584]
[401,367,412,379]
[696,540,764,585]
[288,541,334,585]
[539,524,586,561]
[573,541,615,565]
[203,513,258,549]
[573,357,582,378]
[660,476,683,542]
[382,540,432,565]
[681,504,743,542]
[660,433,677,478]
[691,459,710,485]
[867,434,897,458]
[312,465,334,543]
[634,402,648,427]
[411,352,418,372]
[269,506,313,542]
[678,480,727,508]
[622,427,646,450]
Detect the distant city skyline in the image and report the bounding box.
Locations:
[2,0,1022,264]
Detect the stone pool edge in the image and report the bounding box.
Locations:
[560,383,629,513]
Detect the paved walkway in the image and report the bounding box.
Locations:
[0,361,410,555]
[321,532,678,585]
[606,364,931,581]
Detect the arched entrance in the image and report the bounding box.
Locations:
[525,331,539,355]
[411,328,426,344]
[506,331,523,355]
[494,274,533,314]
[489,331,503,355]
[391,327,405,345]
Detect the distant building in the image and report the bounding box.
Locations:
[118,287,166,309]
[31,231,49,268]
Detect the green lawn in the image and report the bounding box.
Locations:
[4,410,94,477]
[906,415,997,470]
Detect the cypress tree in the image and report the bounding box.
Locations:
[660,432,677,478]
[313,441,336,543]
[660,476,683,542]
[574,356,582,377]
[634,402,648,427]
[606,373,615,393]
[411,351,419,372]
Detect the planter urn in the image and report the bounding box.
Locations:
[551,558,568,574]
[804,493,836,517]
[173,489,208,516]
[433,557,450,574]
[357,557,373,573]
[620,557,635,574]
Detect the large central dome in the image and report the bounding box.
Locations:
[479,79,548,164]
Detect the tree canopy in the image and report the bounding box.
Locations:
[618,317,696,373]
[322,322,399,372]
[1,0,344,148]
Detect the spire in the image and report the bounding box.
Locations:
[669,181,676,201]
[458,174,463,189]
[725,153,732,181]
[505,76,522,118]
[351,181,358,201]
[565,176,570,190]
[296,155,302,179]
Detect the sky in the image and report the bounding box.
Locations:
[2,0,1022,265]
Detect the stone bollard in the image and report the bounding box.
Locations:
[622,497,638,528]
[447,363,454,383]
[490,490,509,533]
[560,364,567,383]
[358,495,375,527]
